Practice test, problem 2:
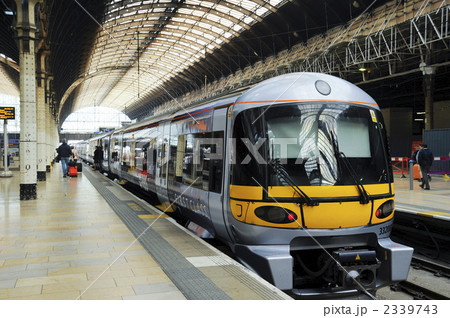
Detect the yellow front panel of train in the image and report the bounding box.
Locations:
[229,184,394,229]
[302,202,371,229]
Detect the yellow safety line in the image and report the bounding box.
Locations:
[139,214,169,219]
[417,211,450,218]
[156,204,175,212]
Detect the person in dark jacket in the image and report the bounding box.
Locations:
[57,139,73,178]
[93,146,102,170]
[417,143,434,190]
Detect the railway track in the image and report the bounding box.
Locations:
[389,256,450,300]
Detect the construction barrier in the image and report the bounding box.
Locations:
[430,156,450,176]
[391,156,450,178]
[391,157,409,177]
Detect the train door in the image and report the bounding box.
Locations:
[103,136,110,172]
[147,131,158,193]
[208,108,232,242]
[155,122,170,204]
[110,132,121,176]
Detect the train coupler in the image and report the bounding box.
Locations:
[333,249,381,290]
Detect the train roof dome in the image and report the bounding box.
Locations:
[236,72,379,110]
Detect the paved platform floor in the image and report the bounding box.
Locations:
[0,164,290,300]
[394,174,450,221]
[2,164,449,300]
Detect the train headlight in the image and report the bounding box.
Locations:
[375,200,394,219]
[254,206,298,224]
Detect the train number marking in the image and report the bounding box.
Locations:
[379,224,392,235]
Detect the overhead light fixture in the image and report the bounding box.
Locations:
[416,111,426,115]
[4,11,13,16]
[358,65,366,72]
[414,118,424,121]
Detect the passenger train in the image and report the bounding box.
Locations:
[76,72,413,298]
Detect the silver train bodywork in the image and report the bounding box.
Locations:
[77,73,413,298]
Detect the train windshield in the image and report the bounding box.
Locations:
[232,103,392,187]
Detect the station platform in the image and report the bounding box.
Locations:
[0,164,291,300]
[2,166,449,300]
[393,174,450,222]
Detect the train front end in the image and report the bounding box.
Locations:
[226,73,413,298]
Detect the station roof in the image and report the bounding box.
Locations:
[0,0,389,123]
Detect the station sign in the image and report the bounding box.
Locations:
[0,107,15,120]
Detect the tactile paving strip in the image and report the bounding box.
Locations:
[83,168,231,300]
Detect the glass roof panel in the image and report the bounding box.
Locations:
[256,7,269,16]
[178,8,194,15]
[68,0,288,115]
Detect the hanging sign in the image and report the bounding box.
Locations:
[0,107,15,120]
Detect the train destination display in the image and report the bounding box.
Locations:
[0,107,15,120]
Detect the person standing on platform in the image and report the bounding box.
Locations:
[57,139,73,178]
[94,145,102,170]
[71,145,79,162]
[417,143,434,190]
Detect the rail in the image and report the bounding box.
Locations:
[391,256,450,300]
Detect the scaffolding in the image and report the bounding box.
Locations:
[142,0,450,120]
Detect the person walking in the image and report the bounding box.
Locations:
[57,139,73,178]
[417,143,434,190]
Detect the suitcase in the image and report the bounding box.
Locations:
[413,164,422,180]
[69,165,78,177]
[77,162,82,172]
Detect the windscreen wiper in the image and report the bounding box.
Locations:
[269,159,318,206]
[337,152,370,204]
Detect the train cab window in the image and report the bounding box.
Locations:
[233,104,392,188]
[232,108,266,186]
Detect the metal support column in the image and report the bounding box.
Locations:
[14,0,42,200]
[36,52,47,181]
[46,75,55,168]
[422,65,436,130]
[45,103,51,172]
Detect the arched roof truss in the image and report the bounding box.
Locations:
[61,0,285,116]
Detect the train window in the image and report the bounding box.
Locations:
[110,135,121,165]
[182,134,198,188]
[160,138,168,178]
[135,139,149,172]
[175,135,184,182]
[103,139,109,162]
[179,132,214,190]
[208,131,224,193]
[147,138,157,176]
[122,133,133,171]
[168,134,179,182]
